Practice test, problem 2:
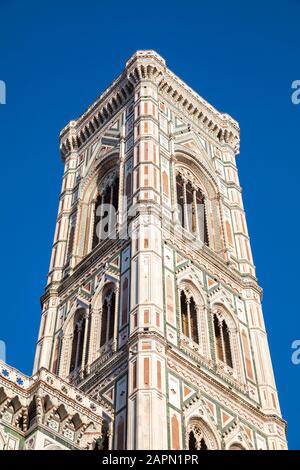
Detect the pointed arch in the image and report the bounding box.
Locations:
[224,422,253,450]
[75,151,120,260]
[92,171,119,249]
[174,149,218,199]
[175,170,209,244]
[69,308,87,373]
[185,416,219,450]
[59,301,89,378]
[211,302,244,382]
[229,443,246,450]
[62,298,89,335]
[174,149,225,254]
[179,289,199,344]
[89,276,119,363]
[99,282,117,350]
[177,276,209,357]
[213,313,233,367]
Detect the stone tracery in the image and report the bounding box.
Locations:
[186,417,219,450]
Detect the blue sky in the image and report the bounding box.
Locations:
[0,0,299,449]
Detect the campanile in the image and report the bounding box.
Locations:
[33,50,287,450]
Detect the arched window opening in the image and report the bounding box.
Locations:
[222,320,233,368]
[93,174,119,249]
[100,298,108,348]
[16,412,25,431]
[180,290,199,344]
[43,395,53,414]
[101,428,109,450]
[176,172,208,245]
[199,438,208,450]
[213,314,233,368]
[214,314,223,361]
[28,398,37,428]
[70,310,86,374]
[188,431,197,450]
[180,291,189,337]
[187,423,210,450]
[190,297,199,344]
[176,175,185,228]
[196,188,208,245]
[185,181,194,232]
[100,287,116,349]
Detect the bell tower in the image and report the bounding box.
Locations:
[33,50,287,450]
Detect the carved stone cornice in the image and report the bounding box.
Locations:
[0,363,107,446]
[59,50,240,161]
[126,51,239,153]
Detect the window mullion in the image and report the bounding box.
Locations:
[74,323,81,370]
[187,299,192,339]
[106,300,111,344]
[99,193,104,241]
[183,180,189,232]
[220,320,226,363]
[193,188,200,239]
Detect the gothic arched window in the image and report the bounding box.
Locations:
[100,286,116,349]
[28,398,37,428]
[188,430,197,450]
[186,420,215,450]
[188,431,208,450]
[213,314,233,368]
[70,310,86,373]
[176,172,208,245]
[180,290,199,344]
[93,173,119,248]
